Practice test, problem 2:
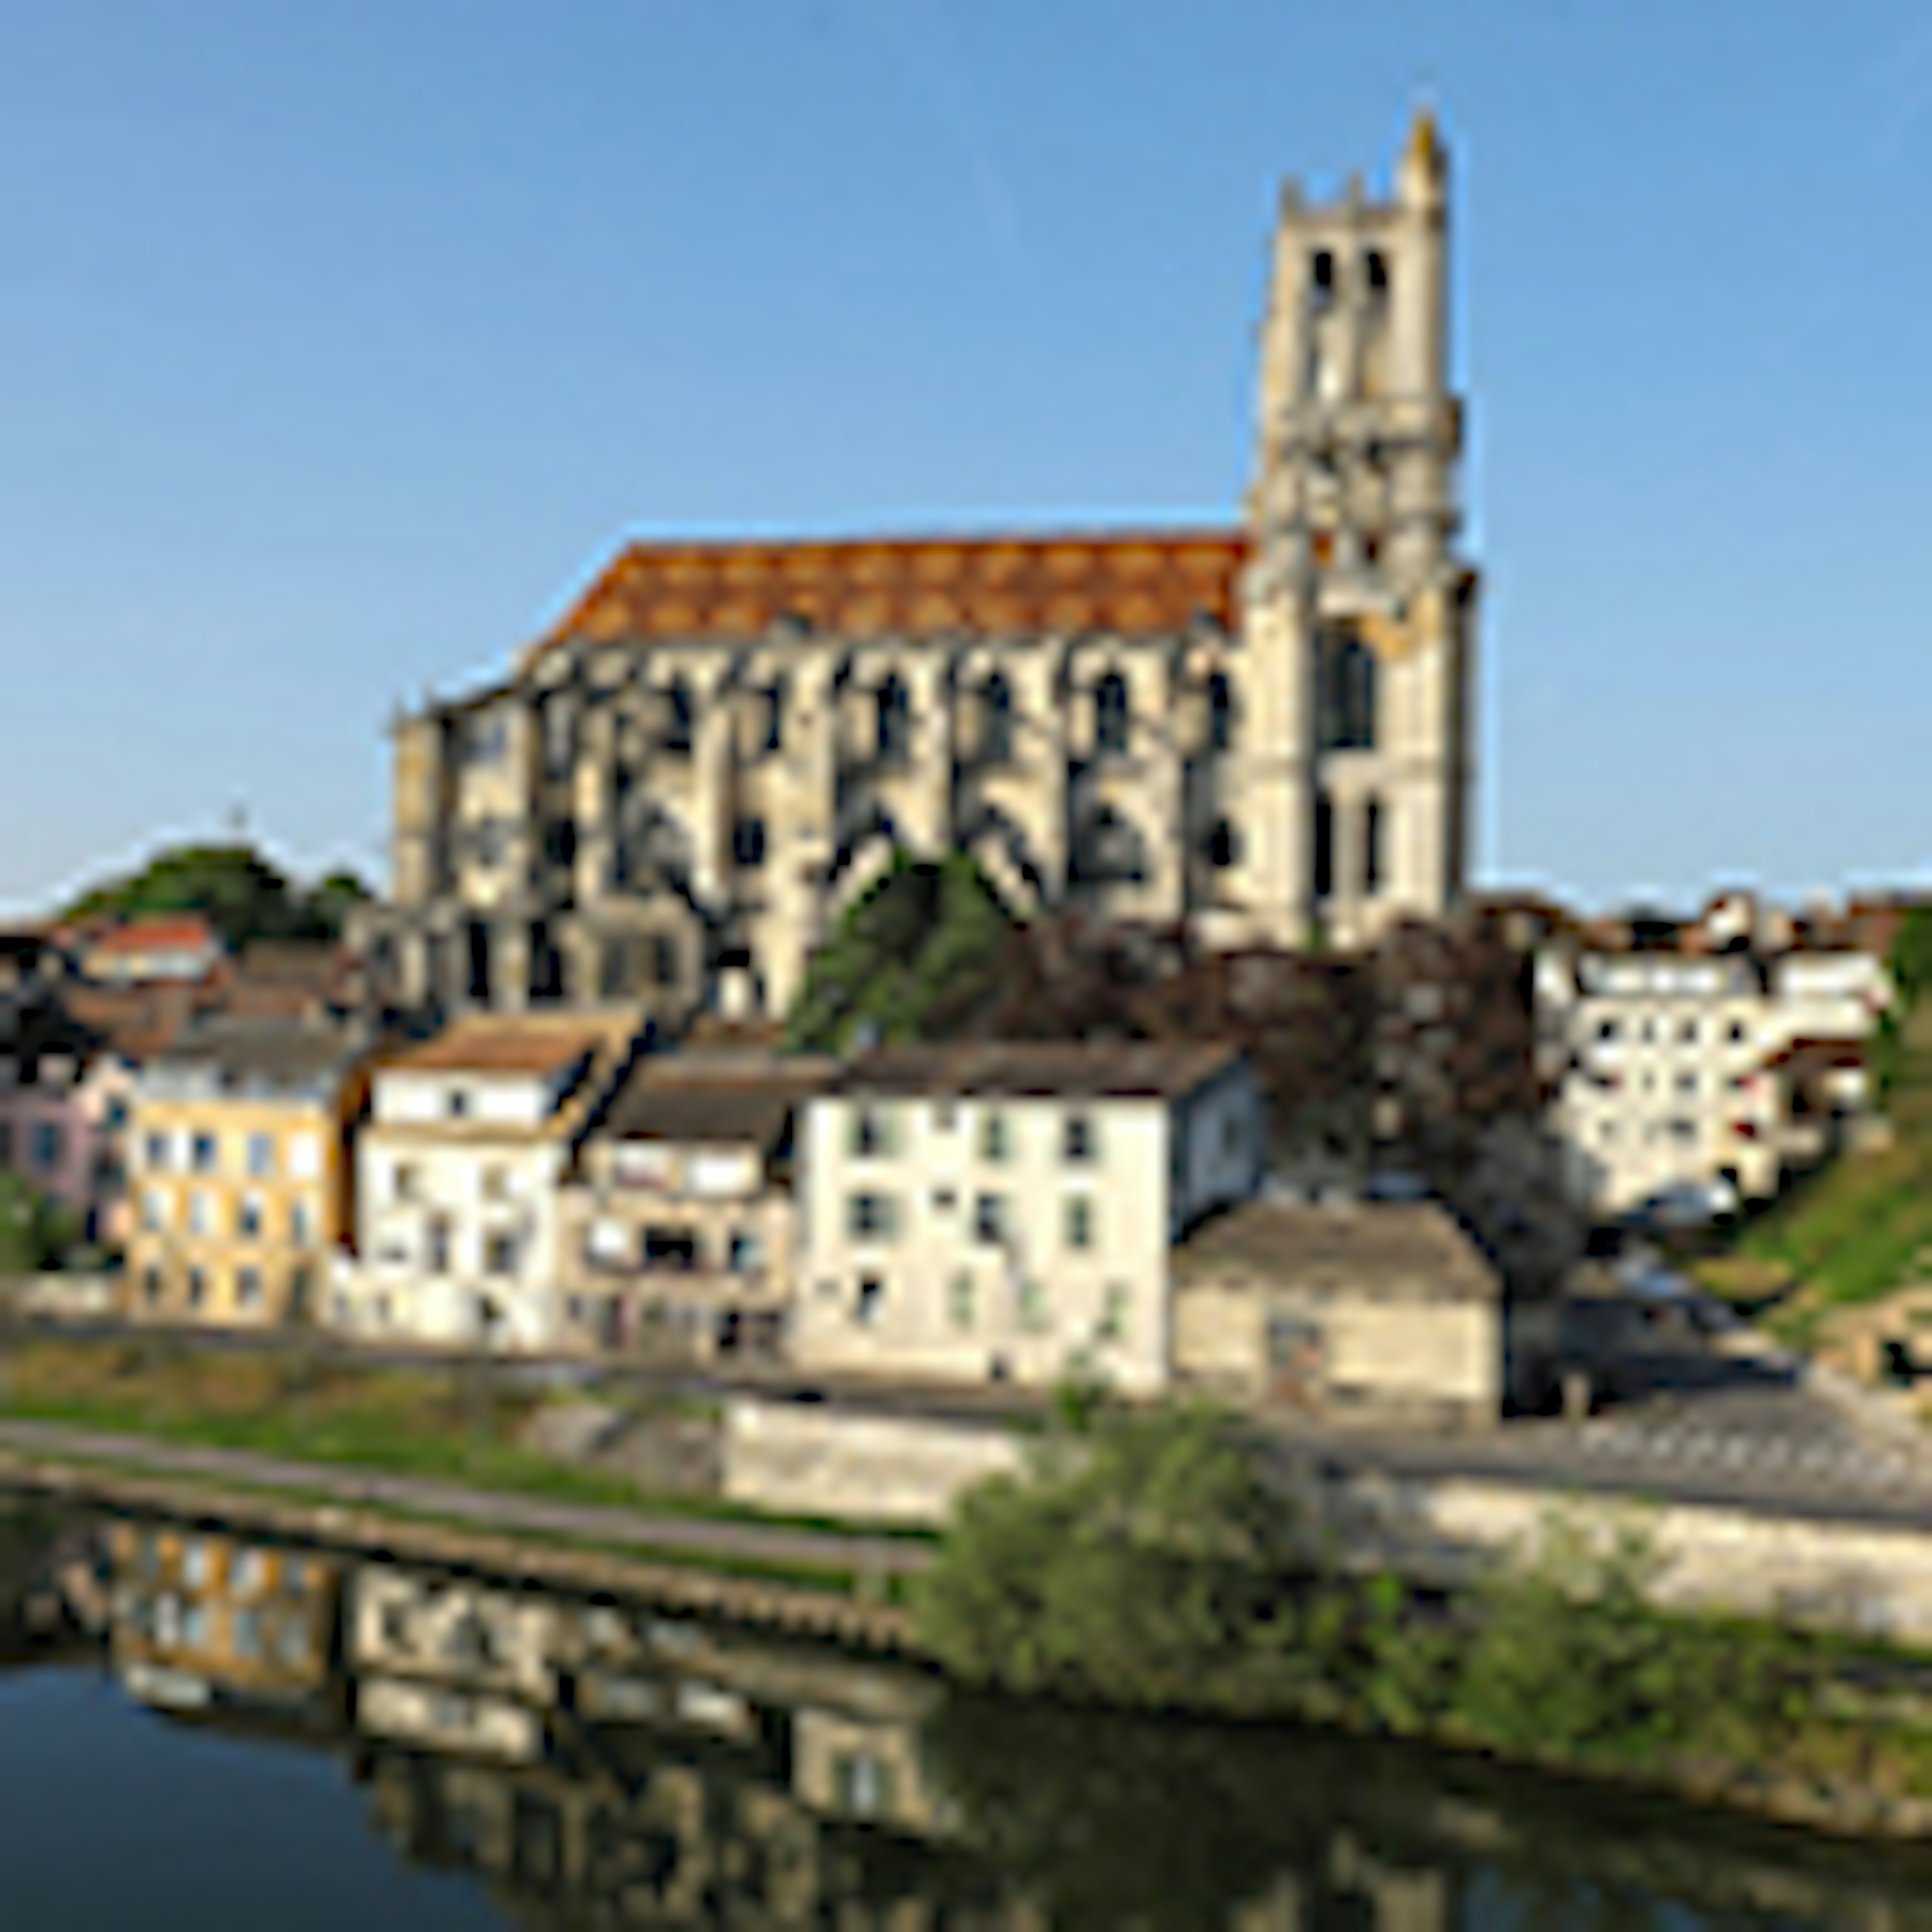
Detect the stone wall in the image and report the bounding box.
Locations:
[728,1395,1932,1647]
[721,1399,1026,1527]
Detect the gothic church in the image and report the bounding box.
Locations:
[361,113,1477,1023]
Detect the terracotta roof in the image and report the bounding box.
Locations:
[384,1014,638,1077]
[526,531,1247,668]
[89,917,223,956]
[833,1039,1243,1101]
[1174,1198,1499,1301]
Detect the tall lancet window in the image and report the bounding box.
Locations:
[1363,797,1384,895]
[1094,671,1130,756]
[1313,792,1335,902]
[1315,627,1376,752]
[876,673,911,765]
[981,672,1014,765]
[1207,671,1234,752]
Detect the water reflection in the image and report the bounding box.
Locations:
[6,1498,1932,1928]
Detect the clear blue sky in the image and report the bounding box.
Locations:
[4,0,1929,919]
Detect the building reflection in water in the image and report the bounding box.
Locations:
[23,1507,1932,1929]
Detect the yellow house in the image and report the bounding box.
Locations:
[106,1520,341,1708]
[126,1016,375,1327]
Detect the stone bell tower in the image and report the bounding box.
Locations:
[1240,108,1477,952]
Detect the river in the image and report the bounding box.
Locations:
[1,1493,1930,1929]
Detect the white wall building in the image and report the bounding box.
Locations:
[793,1042,1266,1396]
[1537,943,1891,1218]
[334,1014,646,1350]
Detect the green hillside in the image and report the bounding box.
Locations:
[1697,913,1932,1347]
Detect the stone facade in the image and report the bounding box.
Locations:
[357,114,1476,1025]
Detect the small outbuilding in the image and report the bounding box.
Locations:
[1172,1197,1502,1428]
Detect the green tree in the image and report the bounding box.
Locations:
[0,1175,80,1275]
[784,849,1019,1053]
[59,843,372,949]
[911,1402,1304,1710]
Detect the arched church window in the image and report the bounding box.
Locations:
[1076,807,1146,886]
[1309,249,1335,311]
[1208,819,1239,869]
[1315,628,1376,752]
[1365,249,1390,295]
[980,672,1014,765]
[876,674,911,765]
[1094,671,1130,756]
[662,679,693,756]
[1313,793,1335,902]
[1207,672,1234,752]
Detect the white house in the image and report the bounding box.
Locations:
[1537,942,1891,1218]
[333,1013,646,1350]
[793,1041,1265,1396]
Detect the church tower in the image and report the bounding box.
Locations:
[1239,109,1477,951]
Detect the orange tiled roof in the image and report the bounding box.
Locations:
[527,531,1248,667]
[89,916,223,957]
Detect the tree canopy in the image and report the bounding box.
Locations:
[782,849,1020,1053]
[58,844,372,950]
[0,1174,83,1274]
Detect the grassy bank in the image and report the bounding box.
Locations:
[1694,917,1932,1352]
[0,1335,931,1543]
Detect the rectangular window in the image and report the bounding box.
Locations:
[979,1110,1009,1162]
[848,1105,895,1159]
[481,1165,510,1201]
[235,1266,263,1310]
[1064,1195,1093,1251]
[29,1122,62,1176]
[1062,1113,1095,1163]
[974,1193,1005,1246]
[141,1187,168,1233]
[246,1132,274,1178]
[732,818,766,869]
[761,685,783,754]
[1098,1283,1129,1345]
[392,1162,420,1204]
[484,1232,519,1275]
[855,1275,884,1325]
[950,1270,975,1330]
[426,1215,451,1274]
[288,1132,321,1180]
[237,1193,264,1238]
[187,1190,213,1236]
[650,934,679,988]
[290,1198,315,1246]
[1018,1278,1047,1333]
[186,1265,207,1310]
[191,1131,218,1174]
[143,1129,168,1171]
[846,1193,897,1242]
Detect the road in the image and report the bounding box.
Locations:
[0,1417,934,1577]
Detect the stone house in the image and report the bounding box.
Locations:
[125,1015,377,1327]
[793,1040,1266,1396]
[1171,1196,1502,1427]
[337,1013,647,1351]
[556,1050,838,1360]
